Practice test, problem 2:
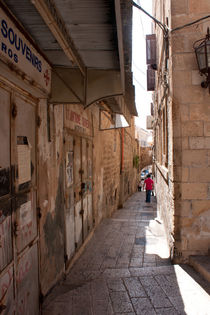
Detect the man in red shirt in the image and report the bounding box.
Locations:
[143,174,154,203]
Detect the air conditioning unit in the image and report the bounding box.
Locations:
[146,115,154,130]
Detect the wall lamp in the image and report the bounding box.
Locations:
[194,28,210,92]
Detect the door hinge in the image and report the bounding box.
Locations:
[12,103,17,118]
[37,116,41,127]
[39,293,44,304]
[37,207,41,218]
[64,254,68,263]
[14,222,20,237]
[0,304,6,312]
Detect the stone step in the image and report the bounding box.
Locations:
[189,255,210,283]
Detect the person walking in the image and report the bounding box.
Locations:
[143,174,154,203]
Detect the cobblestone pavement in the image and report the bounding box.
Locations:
[42,192,210,315]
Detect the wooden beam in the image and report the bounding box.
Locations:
[31,0,86,76]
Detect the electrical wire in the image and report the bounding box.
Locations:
[133,62,146,75]
[132,1,210,37]
[138,0,145,37]
[171,15,210,33]
[132,1,168,36]
[133,76,146,90]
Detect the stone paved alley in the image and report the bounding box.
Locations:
[42,192,210,315]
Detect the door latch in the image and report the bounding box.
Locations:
[80,209,84,215]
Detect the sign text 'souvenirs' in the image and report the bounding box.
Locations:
[0,18,42,72]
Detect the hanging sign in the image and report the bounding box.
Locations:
[0,8,51,93]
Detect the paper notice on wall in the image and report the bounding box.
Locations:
[19,201,32,228]
[66,152,73,188]
[17,143,31,185]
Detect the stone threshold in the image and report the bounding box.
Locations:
[189,255,210,283]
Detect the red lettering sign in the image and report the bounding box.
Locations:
[66,109,89,129]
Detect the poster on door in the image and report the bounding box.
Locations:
[17,136,31,185]
[66,152,73,188]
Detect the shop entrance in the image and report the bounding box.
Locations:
[64,132,93,267]
[0,84,39,314]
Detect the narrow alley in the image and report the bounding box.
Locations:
[42,192,210,315]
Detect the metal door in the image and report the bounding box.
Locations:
[64,134,93,266]
[74,136,83,249]
[0,86,14,314]
[81,139,93,239]
[87,140,93,232]
[0,85,39,314]
[64,134,75,264]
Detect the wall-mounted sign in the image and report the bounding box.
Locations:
[65,104,91,136]
[0,8,51,93]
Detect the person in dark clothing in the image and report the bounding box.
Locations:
[138,180,142,191]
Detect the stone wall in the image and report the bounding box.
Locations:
[153,0,175,255]
[38,102,137,294]
[171,0,210,262]
[154,0,210,263]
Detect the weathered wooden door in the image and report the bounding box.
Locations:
[64,134,75,264]
[81,138,93,239]
[64,134,93,266]
[0,85,39,314]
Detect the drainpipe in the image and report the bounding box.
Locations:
[121,128,124,173]
[119,128,124,208]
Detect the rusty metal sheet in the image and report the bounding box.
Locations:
[75,201,82,248]
[0,266,14,315]
[66,151,73,188]
[16,244,39,315]
[14,94,36,189]
[15,191,37,253]
[74,137,81,185]
[82,196,88,239]
[0,87,10,197]
[65,186,75,261]
[82,139,88,179]
[64,136,76,260]
[87,140,93,231]
[87,193,93,232]
[0,200,12,272]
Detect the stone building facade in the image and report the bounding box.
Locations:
[152,0,210,263]
[0,1,137,313]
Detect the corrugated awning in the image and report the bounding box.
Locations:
[3,0,137,116]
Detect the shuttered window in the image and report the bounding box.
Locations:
[146,34,156,65]
[146,34,156,91]
[147,66,155,91]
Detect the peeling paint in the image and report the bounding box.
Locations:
[43,164,65,273]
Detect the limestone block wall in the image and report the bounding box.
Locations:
[123,119,138,198]
[171,0,210,262]
[37,101,137,295]
[92,105,121,220]
[154,0,210,263]
[153,0,175,253]
[92,107,137,221]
